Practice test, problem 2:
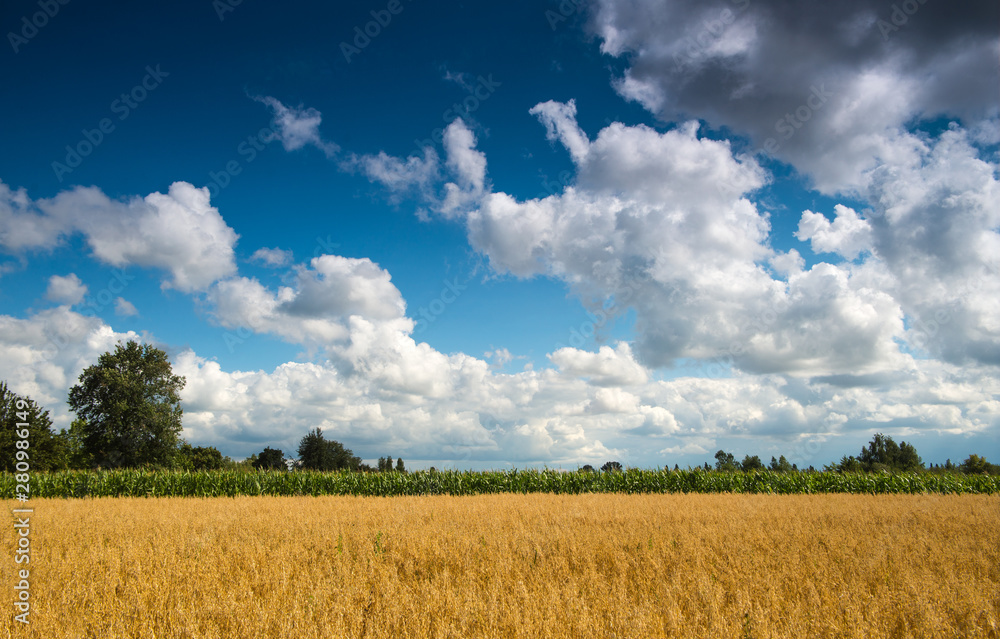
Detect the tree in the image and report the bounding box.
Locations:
[826,455,863,473]
[769,455,794,473]
[378,456,388,472]
[67,340,185,468]
[580,464,595,473]
[177,443,225,470]
[601,461,623,472]
[395,457,406,473]
[858,433,923,472]
[297,428,360,471]
[741,455,765,472]
[714,450,738,472]
[0,382,69,471]
[960,454,991,475]
[253,447,285,470]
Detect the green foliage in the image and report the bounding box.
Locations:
[67,340,186,468]
[741,455,765,472]
[769,455,793,473]
[715,450,738,472]
[1,467,996,499]
[253,447,286,470]
[62,419,94,469]
[0,382,69,471]
[177,443,225,471]
[601,461,623,473]
[960,454,999,475]
[297,428,360,471]
[826,455,863,473]
[395,457,406,473]
[857,433,923,472]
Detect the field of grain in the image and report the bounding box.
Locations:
[4,494,998,638]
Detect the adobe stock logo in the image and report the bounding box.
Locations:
[339,0,414,64]
[7,0,70,53]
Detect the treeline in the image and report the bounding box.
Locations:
[589,432,998,476]
[244,429,406,474]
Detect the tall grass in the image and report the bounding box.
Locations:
[2,468,997,498]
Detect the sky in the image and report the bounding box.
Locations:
[1,0,998,470]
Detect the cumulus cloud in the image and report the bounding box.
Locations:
[208,254,407,354]
[590,0,1000,193]
[863,127,1000,365]
[0,182,71,251]
[45,274,87,305]
[796,205,873,260]
[549,343,649,386]
[255,96,339,157]
[0,181,239,292]
[458,103,914,378]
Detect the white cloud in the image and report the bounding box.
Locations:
[255,96,339,157]
[461,104,910,378]
[549,343,649,387]
[208,254,407,354]
[529,99,591,163]
[440,120,488,217]
[250,247,293,268]
[0,181,71,251]
[45,274,87,305]
[0,181,239,292]
[114,297,138,317]
[351,148,439,196]
[796,205,873,260]
[864,127,1000,365]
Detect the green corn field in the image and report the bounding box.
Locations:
[2,468,997,498]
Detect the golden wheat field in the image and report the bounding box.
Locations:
[2,494,998,638]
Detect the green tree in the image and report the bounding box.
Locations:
[601,461,623,472]
[297,428,360,471]
[395,457,405,473]
[67,340,186,468]
[960,454,991,474]
[858,433,923,472]
[741,455,765,472]
[177,443,225,470]
[253,447,286,470]
[0,382,69,471]
[769,455,794,473]
[61,418,94,469]
[714,450,738,472]
[826,455,863,473]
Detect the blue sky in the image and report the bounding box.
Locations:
[1,0,998,469]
